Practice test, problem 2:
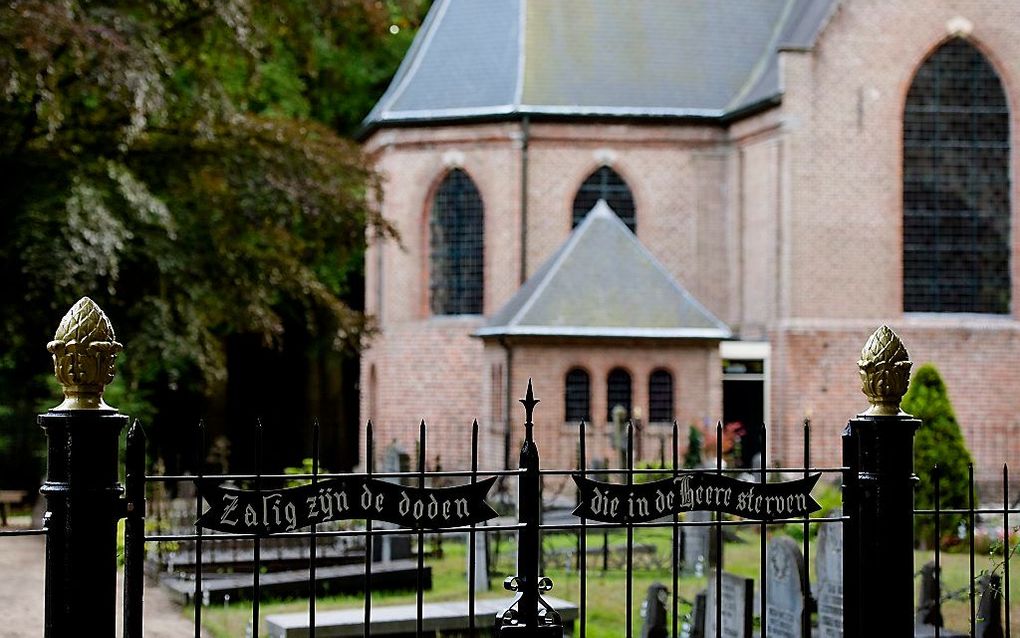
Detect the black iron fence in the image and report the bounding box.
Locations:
[2,298,1017,637]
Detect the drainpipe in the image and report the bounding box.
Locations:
[519,115,530,285]
[500,337,514,471]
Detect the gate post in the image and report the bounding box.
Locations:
[842,326,920,636]
[38,298,129,638]
[497,381,563,636]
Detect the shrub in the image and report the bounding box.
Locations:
[682,425,703,469]
[902,364,973,549]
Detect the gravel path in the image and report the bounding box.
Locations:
[0,535,204,637]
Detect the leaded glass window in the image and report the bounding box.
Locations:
[430,169,484,315]
[903,39,1011,314]
[572,166,636,232]
[606,367,632,421]
[565,368,590,422]
[648,369,674,422]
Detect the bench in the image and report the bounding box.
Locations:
[0,490,27,527]
[161,559,430,605]
[266,596,579,637]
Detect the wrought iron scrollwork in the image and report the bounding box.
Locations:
[496,381,563,637]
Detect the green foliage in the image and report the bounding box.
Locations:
[781,480,843,542]
[683,425,703,468]
[902,364,973,548]
[283,458,329,488]
[634,460,671,484]
[0,0,429,486]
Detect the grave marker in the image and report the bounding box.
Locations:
[766,536,806,638]
[816,512,843,638]
[704,572,753,638]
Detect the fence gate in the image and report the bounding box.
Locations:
[11,297,1017,637]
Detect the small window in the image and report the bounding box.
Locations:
[648,369,674,422]
[430,169,484,315]
[606,367,632,421]
[564,368,590,422]
[572,166,636,232]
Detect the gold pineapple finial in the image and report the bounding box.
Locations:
[857,325,912,417]
[47,298,123,411]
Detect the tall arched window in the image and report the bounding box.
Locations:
[572,166,636,232]
[430,169,484,315]
[648,369,674,423]
[606,368,632,421]
[565,368,590,422]
[903,39,1011,314]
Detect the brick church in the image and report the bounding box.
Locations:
[358,0,1020,487]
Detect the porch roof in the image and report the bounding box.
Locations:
[476,201,731,340]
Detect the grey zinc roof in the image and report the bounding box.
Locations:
[364,0,838,131]
[476,201,731,340]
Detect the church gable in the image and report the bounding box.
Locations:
[478,201,731,339]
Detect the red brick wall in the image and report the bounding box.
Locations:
[361,0,1020,491]
[490,340,722,473]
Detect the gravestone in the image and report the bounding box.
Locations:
[976,573,1004,638]
[683,511,715,576]
[375,441,412,562]
[704,572,754,638]
[640,582,669,638]
[689,592,707,638]
[467,528,489,592]
[914,562,967,637]
[766,536,806,638]
[816,512,843,638]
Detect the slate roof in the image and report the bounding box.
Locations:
[363,0,837,133]
[476,201,731,340]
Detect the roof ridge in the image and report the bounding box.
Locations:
[513,0,527,108]
[504,200,604,328]
[599,202,731,335]
[480,200,731,340]
[725,0,797,113]
[363,0,451,127]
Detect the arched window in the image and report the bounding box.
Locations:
[430,169,484,315]
[606,367,632,421]
[572,166,636,232]
[648,369,674,422]
[564,368,591,422]
[903,39,1011,314]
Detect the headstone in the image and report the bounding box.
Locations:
[766,536,806,638]
[375,441,412,562]
[640,582,669,638]
[382,442,410,480]
[816,513,843,638]
[467,528,490,592]
[683,511,713,576]
[688,592,707,638]
[915,562,943,628]
[914,562,968,637]
[704,572,754,638]
[976,573,1004,638]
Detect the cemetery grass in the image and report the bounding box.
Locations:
[196,529,1019,637]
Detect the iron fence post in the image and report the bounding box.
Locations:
[842,326,919,637]
[498,381,563,636]
[38,298,129,638]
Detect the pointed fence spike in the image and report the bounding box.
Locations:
[519,379,540,424]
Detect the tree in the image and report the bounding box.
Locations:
[902,364,973,548]
[683,425,703,469]
[0,1,428,486]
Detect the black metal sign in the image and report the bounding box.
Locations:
[197,477,498,534]
[572,473,821,523]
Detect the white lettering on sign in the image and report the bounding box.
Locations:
[220,494,240,526]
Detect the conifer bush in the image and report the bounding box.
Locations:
[901,364,973,548]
